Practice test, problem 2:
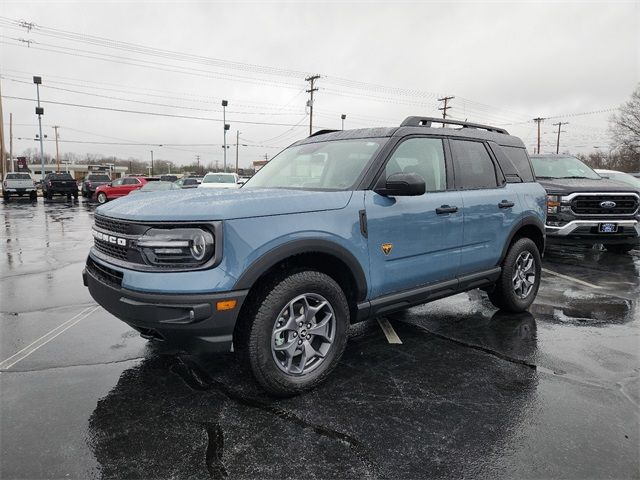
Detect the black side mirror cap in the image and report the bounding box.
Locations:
[375,172,426,196]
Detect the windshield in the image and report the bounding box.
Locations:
[244,138,384,190]
[6,173,31,180]
[88,174,111,181]
[531,156,600,180]
[141,181,176,191]
[202,174,236,184]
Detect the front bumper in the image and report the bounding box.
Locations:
[83,257,248,353]
[546,219,640,245]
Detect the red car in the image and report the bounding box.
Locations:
[95,176,154,204]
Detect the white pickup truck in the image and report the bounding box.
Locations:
[2,172,38,201]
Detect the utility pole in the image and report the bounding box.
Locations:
[222,100,229,172]
[33,76,45,183]
[53,126,60,172]
[553,121,569,154]
[0,79,4,181]
[235,130,239,174]
[150,150,154,176]
[10,112,14,172]
[438,96,455,121]
[305,75,320,135]
[533,117,545,154]
[341,114,346,130]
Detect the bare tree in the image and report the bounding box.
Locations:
[610,86,640,156]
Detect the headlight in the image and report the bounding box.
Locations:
[137,228,214,267]
[546,195,561,214]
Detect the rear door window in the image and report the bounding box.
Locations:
[122,177,140,185]
[450,140,499,189]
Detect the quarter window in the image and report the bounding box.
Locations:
[501,146,535,182]
[385,138,446,192]
[450,140,498,189]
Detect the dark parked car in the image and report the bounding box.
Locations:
[42,172,79,200]
[175,177,201,189]
[81,173,112,198]
[531,154,640,254]
[159,175,178,182]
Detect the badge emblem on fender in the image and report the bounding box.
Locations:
[381,243,393,255]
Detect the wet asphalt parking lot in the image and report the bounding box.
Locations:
[1,197,639,480]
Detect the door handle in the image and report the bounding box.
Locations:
[498,200,515,209]
[436,205,458,215]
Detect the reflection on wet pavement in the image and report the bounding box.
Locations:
[1,200,639,479]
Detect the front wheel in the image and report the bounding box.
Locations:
[605,244,635,254]
[488,238,541,312]
[97,192,107,204]
[241,270,349,396]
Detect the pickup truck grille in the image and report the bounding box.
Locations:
[571,195,638,215]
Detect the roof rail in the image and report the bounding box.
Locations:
[309,129,340,138]
[400,116,509,134]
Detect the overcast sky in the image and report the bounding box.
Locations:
[1,0,638,169]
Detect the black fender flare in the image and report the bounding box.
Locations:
[499,216,546,264]
[233,239,368,301]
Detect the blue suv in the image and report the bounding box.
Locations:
[83,117,546,395]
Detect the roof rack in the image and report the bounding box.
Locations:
[400,116,509,135]
[309,129,340,137]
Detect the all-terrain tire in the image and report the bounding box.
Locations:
[239,270,349,397]
[605,244,635,254]
[488,238,541,312]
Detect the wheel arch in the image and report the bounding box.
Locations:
[499,216,545,264]
[234,239,368,304]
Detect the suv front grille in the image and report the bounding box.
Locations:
[94,237,129,261]
[571,195,638,215]
[94,215,133,234]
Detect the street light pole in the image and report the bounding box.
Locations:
[341,114,346,130]
[222,100,228,172]
[33,76,45,182]
[150,150,154,176]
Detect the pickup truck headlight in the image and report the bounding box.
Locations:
[546,195,562,214]
[137,228,214,266]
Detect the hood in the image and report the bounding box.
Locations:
[96,188,353,221]
[537,177,640,195]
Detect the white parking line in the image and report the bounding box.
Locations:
[377,317,403,344]
[542,268,602,289]
[0,305,100,370]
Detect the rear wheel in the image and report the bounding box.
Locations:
[605,244,635,254]
[97,192,107,204]
[240,270,349,396]
[3,193,9,201]
[73,190,78,200]
[30,191,37,201]
[488,238,541,312]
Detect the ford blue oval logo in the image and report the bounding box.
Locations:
[600,201,617,209]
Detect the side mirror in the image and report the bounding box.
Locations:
[375,173,426,197]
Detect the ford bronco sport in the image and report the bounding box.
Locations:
[531,154,640,254]
[83,117,546,395]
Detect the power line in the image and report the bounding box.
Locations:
[2,95,327,127]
